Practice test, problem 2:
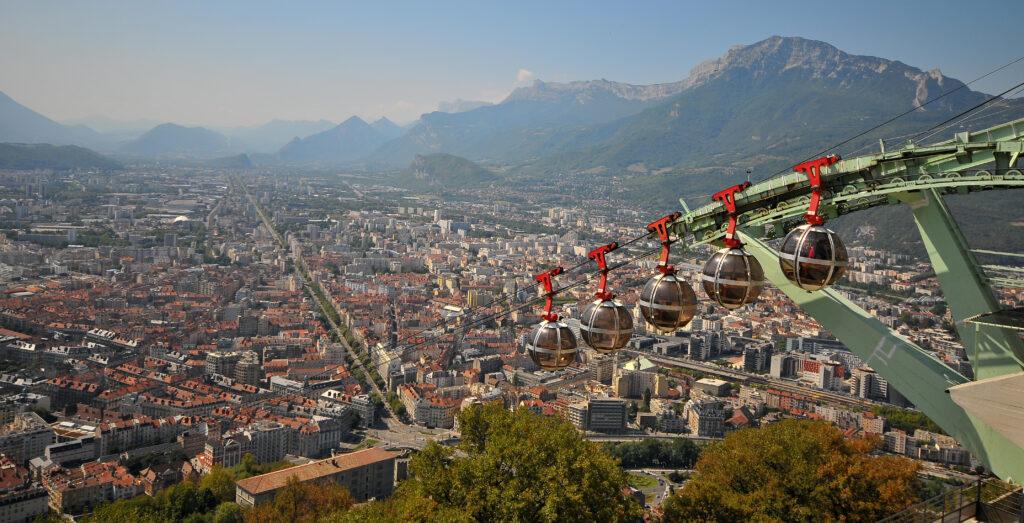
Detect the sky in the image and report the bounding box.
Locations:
[2,0,1023,128]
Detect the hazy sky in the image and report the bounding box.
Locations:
[2,1,1022,128]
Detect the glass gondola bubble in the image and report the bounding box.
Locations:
[579,243,633,353]
[702,246,764,309]
[778,224,848,291]
[639,271,696,332]
[638,213,697,332]
[701,182,763,310]
[526,319,578,371]
[525,267,578,371]
[778,155,848,292]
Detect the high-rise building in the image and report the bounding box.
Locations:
[351,395,376,426]
[233,352,262,385]
[852,366,889,401]
[206,352,241,377]
[587,398,627,433]
[742,343,773,373]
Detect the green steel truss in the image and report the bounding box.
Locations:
[668,117,1024,480]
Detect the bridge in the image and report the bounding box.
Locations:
[666,117,1024,480]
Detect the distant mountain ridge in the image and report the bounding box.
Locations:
[0,91,105,148]
[399,153,498,190]
[224,119,336,153]
[437,99,494,113]
[0,143,121,170]
[277,116,390,164]
[119,123,235,157]
[366,78,687,166]
[363,36,1021,176]
[370,117,406,140]
[526,35,1006,182]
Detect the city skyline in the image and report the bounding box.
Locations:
[2,0,1023,127]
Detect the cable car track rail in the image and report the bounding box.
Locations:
[668,116,1024,247]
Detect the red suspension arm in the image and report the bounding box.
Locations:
[588,242,618,301]
[535,267,564,322]
[712,182,750,248]
[793,155,840,225]
[647,212,680,275]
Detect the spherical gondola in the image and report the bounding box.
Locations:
[524,267,579,371]
[580,298,633,353]
[778,223,848,291]
[638,272,697,332]
[578,243,633,353]
[702,246,764,309]
[526,319,578,370]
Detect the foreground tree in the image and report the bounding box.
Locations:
[662,420,919,522]
[244,477,354,523]
[399,403,641,523]
[199,465,237,503]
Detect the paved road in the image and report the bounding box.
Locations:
[232,174,404,429]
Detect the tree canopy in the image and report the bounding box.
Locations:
[244,477,353,523]
[601,437,701,469]
[662,420,920,522]
[391,402,641,523]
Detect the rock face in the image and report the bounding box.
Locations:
[365,36,1000,169]
[685,36,964,110]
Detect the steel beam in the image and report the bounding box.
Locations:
[740,232,1024,481]
[902,189,1024,380]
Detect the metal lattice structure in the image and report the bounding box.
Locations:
[668,117,1024,480]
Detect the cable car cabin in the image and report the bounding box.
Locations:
[580,298,633,353]
[778,224,848,291]
[639,272,697,332]
[702,247,764,310]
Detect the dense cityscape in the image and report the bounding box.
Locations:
[0,162,1014,521]
[3,3,1024,520]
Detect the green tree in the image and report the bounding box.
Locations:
[401,403,641,523]
[244,476,354,523]
[213,502,244,523]
[329,486,472,522]
[662,420,919,522]
[200,465,237,503]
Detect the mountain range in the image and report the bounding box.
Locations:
[0,91,106,148]
[276,116,400,164]
[2,36,1023,179]
[398,153,498,190]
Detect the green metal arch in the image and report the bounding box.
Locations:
[666,116,1024,480]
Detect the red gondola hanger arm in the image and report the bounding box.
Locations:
[588,242,619,301]
[535,267,564,322]
[647,212,681,275]
[712,182,751,249]
[793,155,840,225]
